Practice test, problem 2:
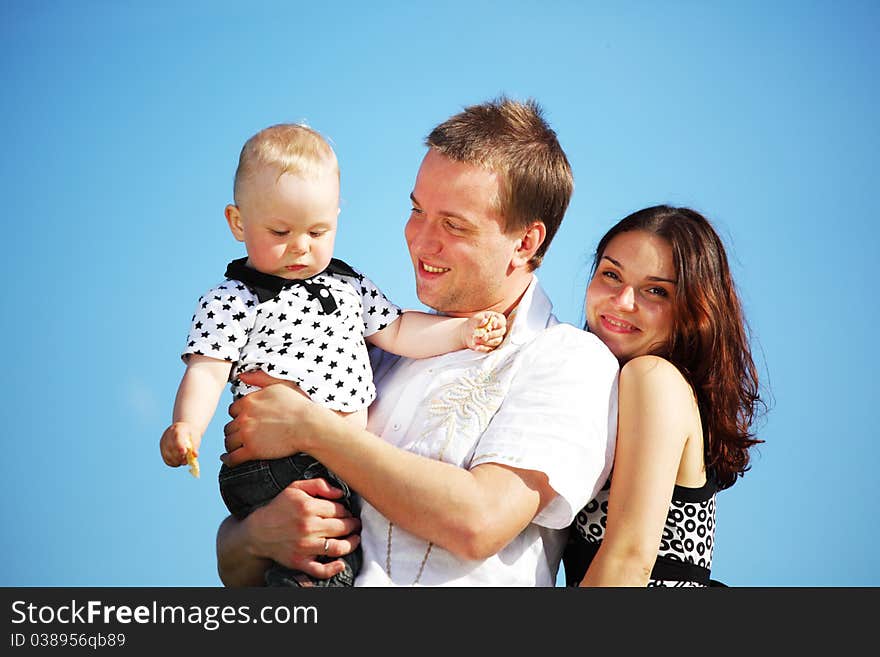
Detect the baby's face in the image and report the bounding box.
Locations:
[227,166,339,280]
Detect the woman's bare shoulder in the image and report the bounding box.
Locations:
[620,355,695,408]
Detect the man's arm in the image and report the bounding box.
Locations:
[216,514,273,587]
[223,373,555,561]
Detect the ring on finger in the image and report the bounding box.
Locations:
[323,538,330,555]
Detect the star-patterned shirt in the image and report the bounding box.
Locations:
[183,258,403,413]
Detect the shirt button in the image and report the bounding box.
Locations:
[393,424,401,431]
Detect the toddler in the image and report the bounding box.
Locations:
[159,123,505,587]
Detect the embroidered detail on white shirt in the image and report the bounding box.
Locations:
[421,357,514,464]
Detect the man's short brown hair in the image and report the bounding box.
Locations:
[426,97,573,269]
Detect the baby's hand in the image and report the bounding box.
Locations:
[463,311,507,352]
[160,422,201,477]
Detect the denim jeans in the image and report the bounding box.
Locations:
[219,453,361,587]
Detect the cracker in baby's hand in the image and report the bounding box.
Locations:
[473,315,496,338]
[185,440,200,479]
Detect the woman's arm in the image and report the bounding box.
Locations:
[580,356,698,587]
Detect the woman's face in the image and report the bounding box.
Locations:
[585,230,677,363]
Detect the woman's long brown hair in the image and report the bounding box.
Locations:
[590,205,765,489]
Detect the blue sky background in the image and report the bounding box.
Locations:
[2,1,877,587]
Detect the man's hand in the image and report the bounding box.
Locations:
[247,478,361,573]
[217,477,362,585]
[221,370,317,467]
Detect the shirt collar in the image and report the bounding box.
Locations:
[421,275,554,347]
[224,257,360,310]
[506,275,554,346]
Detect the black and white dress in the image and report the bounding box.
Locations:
[563,473,719,587]
[183,257,403,411]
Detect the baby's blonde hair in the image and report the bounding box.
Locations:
[233,123,338,205]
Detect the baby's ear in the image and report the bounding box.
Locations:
[225,205,245,242]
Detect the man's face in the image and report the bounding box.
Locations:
[405,150,521,316]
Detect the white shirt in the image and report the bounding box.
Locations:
[356,276,619,586]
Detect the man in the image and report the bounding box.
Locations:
[216,97,619,586]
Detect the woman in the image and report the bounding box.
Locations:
[563,205,765,587]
